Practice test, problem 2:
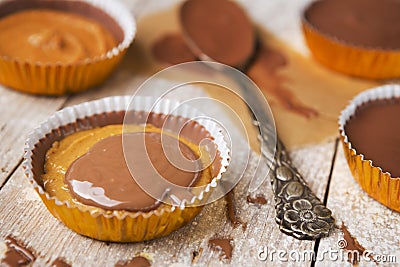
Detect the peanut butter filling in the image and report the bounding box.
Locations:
[42,125,212,212]
[0,9,117,64]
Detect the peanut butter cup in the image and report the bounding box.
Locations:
[303,0,400,79]
[345,98,400,178]
[340,85,400,212]
[24,96,230,242]
[0,0,135,95]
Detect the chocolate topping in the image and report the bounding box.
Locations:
[65,132,201,211]
[180,0,255,67]
[305,0,400,49]
[115,256,151,267]
[1,236,35,267]
[209,238,233,260]
[51,258,71,267]
[344,98,400,177]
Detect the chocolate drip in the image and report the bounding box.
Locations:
[209,238,233,260]
[246,194,267,205]
[1,236,35,267]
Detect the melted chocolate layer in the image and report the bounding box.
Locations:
[345,98,400,177]
[305,0,400,49]
[65,132,201,211]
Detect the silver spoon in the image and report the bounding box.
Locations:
[180,0,334,240]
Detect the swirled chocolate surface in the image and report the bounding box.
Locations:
[65,132,201,211]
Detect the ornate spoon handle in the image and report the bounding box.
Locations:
[222,65,335,240]
[270,138,335,240]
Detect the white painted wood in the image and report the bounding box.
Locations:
[316,145,400,267]
[0,141,335,267]
[0,87,66,187]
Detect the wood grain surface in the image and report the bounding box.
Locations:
[0,0,398,266]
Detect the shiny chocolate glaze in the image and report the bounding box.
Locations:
[345,98,400,177]
[305,0,400,49]
[65,132,201,211]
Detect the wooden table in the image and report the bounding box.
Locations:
[0,1,399,266]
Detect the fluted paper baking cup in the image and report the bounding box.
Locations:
[23,96,230,242]
[339,84,400,212]
[0,0,136,95]
[302,5,400,80]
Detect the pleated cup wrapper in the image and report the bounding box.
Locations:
[23,96,230,242]
[302,1,400,80]
[339,84,400,212]
[0,0,136,95]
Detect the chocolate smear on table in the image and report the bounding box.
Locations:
[152,33,196,65]
[209,238,233,260]
[340,223,375,265]
[51,258,71,267]
[246,194,267,205]
[225,190,244,229]
[115,256,151,267]
[247,45,319,119]
[1,236,36,267]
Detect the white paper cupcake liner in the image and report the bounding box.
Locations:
[339,84,400,212]
[24,95,230,218]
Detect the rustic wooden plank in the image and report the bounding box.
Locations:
[0,87,66,188]
[316,145,400,266]
[0,139,335,266]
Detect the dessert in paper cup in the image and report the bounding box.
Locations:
[339,84,400,212]
[302,0,400,80]
[23,96,230,242]
[0,0,135,95]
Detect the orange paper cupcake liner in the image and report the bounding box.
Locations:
[23,96,230,242]
[0,0,136,95]
[302,6,400,80]
[339,85,400,212]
